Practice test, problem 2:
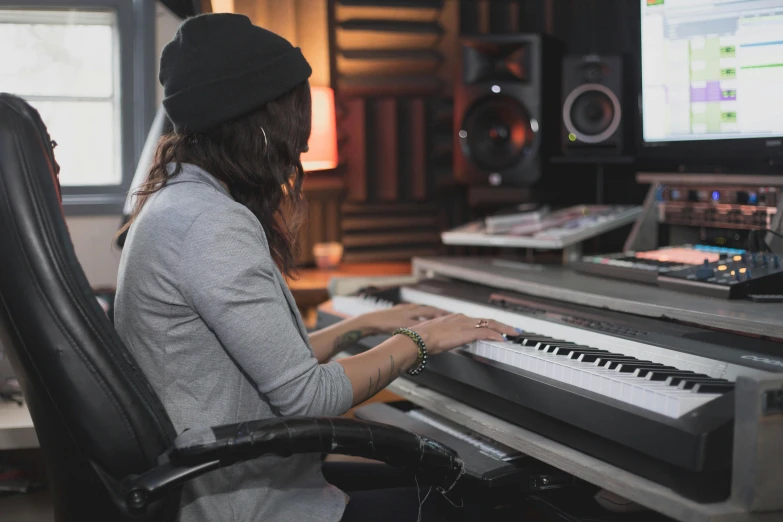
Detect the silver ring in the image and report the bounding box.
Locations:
[475,319,489,329]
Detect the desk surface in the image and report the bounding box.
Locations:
[0,401,38,450]
[287,262,411,292]
[414,257,783,340]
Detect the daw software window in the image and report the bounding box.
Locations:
[641,0,783,142]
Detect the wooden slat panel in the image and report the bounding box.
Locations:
[342,201,441,214]
[340,98,367,201]
[459,0,480,35]
[489,0,518,34]
[338,19,444,33]
[477,0,490,34]
[343,246,441,263]
[339,48,444,60]
[337,30,441,50]
[307,199,324,251]
[295,0,331,86]
[342,230,440,248]
[408,98,427,201]
[342,214,439,230]
[337,5,442,21]
[324,199,341,242]
[337,0,443,8]
[338,75,442,96]
[373,98,398,201]
[337,56,442,77]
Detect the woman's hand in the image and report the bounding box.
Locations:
[409,313,517,356]
[359,303,449,335]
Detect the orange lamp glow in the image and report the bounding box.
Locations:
[301,86,338,172]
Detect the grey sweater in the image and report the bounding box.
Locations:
[114,163,353,522]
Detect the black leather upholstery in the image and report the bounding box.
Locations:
[0,93,464,521]
[0,93,179,521]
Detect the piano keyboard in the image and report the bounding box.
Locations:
[332,289,764,419]
[468,336,725,418]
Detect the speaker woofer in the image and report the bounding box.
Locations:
[562,83,621,144]
[459,95,537,172]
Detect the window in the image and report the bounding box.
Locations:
[0,10,120,186]
[0,0,155,214]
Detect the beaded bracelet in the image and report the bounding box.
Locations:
[392,327,427,376]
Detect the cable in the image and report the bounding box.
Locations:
[747,228,781,254]
[762,228,783,240]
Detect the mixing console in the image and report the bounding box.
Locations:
[572,245,744,284]
[658,252,783,299]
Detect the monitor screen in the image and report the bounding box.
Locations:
[640,0,783,145]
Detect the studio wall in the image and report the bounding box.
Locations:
[331,0,647,263]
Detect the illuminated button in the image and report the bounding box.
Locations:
[717,265,727,271]
[739,267,747,274]
[733,255,742,261]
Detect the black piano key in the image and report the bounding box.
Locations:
[605,359,652,370]
[666,375,727,387]
[692,382,735,394]
[541,342,578,349]
[568,350,611,361]
[644,370,701,381]
[531,342,572,351]
[677,378,730,390]
[519,336,558,343]
[593,355,636,366]
[518,337,560,346]
[676,378,730,390]
[552,347,601,357]
[634,367,685,378]
[616,363,674,373]
[575,353,609,363]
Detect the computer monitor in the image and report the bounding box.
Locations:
[638,0,783,165]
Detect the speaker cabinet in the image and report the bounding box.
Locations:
[561,55,626,156]
[454,34,562,187]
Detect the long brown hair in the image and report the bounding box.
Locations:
[119,81,312,277]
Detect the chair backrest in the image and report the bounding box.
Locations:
[0,93,178,521]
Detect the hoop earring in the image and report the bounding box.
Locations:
[259,126,268,154]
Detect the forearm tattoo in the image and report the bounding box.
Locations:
[333,330,363,352]
[361,355,400,403]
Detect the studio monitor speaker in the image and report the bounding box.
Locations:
[561,55,627,156]
[454,34,562,187]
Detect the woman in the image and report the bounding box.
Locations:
[114,13,514,522]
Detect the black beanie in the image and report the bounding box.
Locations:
[159,13,312,132]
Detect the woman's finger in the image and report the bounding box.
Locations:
[412,305,448,318]
[485,319,518,337]
[471,328,505,343]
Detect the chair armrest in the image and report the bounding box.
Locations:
[123,416,464,513]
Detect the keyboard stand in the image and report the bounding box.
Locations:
[368,366,783,522]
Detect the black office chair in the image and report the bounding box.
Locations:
[0,93,464,521]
